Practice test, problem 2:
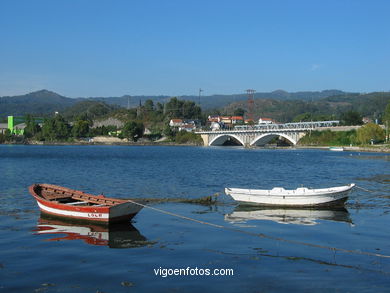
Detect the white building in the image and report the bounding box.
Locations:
[258,118,274,125]
[169,119,184,127]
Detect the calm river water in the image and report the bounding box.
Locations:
[0,145,389,292]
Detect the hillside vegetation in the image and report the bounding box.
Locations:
[222,92,390,123]
[1,89,389,126]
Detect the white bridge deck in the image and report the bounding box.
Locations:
[196,121,340,146]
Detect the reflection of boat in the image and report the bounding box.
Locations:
[29,184,144,223]
[329,147,344,151]
[225,206,352,226]
[35,214,148,248]
[225,184,355,207]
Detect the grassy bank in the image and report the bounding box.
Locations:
[298,130,357,146]
[297,129,389,152]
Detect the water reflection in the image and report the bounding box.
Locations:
[225,206,352,226]
[34,214,149,248]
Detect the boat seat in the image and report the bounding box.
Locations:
[66,201,88,205]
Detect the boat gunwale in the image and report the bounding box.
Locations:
[225,184,355,197]
[29,184,127,212]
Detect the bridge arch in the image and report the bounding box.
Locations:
[250,133,297,146]
[209,134,245,146]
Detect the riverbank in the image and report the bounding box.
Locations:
[2,138,389,153]
[296,145,390,153]
[1,138,202,147]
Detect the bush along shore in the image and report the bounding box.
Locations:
[297,126,389,152]
[0,135,204,147]
[0,110,204,146]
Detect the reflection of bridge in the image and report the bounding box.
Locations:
[196,121,339,147]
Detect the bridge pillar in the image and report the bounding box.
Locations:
[200,134,209,146]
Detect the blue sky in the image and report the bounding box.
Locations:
[0,0,389,97]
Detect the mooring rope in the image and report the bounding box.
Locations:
[127,199,390,259]
[355,185,375,193]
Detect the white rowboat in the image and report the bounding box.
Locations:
[329,147,344,152]
[225,184,355,207]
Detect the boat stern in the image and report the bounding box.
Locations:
[109,200,144,222]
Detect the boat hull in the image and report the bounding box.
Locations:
[36,199,142,223]
[225,184,354,207]
[29,184,144,224]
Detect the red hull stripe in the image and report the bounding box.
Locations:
[38,201,109,221]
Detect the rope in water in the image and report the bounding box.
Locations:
[128,199,390,259]
[355,185,375,193]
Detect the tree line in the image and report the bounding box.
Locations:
[0,97,203,144]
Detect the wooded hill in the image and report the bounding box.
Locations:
[221,92,390,123]
[0,89,350,117]
[1,89,389,123]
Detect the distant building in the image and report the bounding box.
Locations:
[0,123,8,134]
[208,115,220,123]
[169,119,184,127]
[170,119,199,132]
[220,116,232,124]
[258,118,274,125]
[183,119,200,126]
[208,115,245,129]
[179,124,196,132]
[231,116,244,124]
[362,117,373,124]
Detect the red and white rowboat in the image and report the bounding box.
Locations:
[29,184,144,224]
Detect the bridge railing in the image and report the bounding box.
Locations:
[233,120,340,131]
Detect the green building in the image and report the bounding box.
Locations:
[7,116,25,135]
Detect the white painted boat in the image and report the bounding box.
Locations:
[224,183,355,207]
[329,147,344,151]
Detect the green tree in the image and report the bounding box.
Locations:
[163,124,176,140]
[72,120,90,138]
[42,115,70,141]
[144,99,154,111]
[340,111,363,125]
[384,101,390,142]
[156,102,164,114]
[174,130,203,144]
[233,108,245,117]
[164,97,201,119]
[122,121,144,142]
[24,115,41,139]
[293,112,313,122]
[356,123,385,144]
[0,129,13,143]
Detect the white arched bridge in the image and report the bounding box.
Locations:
[196,121,339,147]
